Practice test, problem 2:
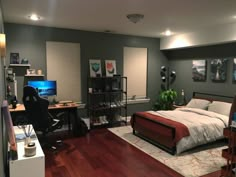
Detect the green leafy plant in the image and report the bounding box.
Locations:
[153,89,177,110]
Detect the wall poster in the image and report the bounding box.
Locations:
[192,60,206,81]
[210,58,228,82]
[89,59,102,77]
[105,60,117,77]
[233,58,236,82]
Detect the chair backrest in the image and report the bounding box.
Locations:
[22,86,51,133]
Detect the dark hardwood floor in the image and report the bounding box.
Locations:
[44,128,221,177]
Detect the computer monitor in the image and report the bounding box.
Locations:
[27,80,57,97]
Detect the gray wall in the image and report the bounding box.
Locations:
[4,23,168,114]
[0,53,5,177]
[6,23,236,111]
[165,43,236,101]
[0,2,6,177]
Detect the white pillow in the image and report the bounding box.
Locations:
[208,101,232,116]
[186,98,211,110]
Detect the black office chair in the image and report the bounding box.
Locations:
[22,85,64,150]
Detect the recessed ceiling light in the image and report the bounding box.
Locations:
[161,29,172,36]
[165,30,171,36]
[28,14,40,21]
[233,16,236,19]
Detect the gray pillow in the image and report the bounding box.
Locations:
[186,98,211,110]
[208,101,232,116]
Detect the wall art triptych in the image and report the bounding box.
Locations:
[192,58,233,82]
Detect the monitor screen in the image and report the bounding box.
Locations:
[28,80,57,97]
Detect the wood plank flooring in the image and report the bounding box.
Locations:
[44,128,221,177]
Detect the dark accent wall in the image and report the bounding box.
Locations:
[0,3,6,177]
[4,23,168,114]
[164,43,236,101]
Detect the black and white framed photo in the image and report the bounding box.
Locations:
[210,58,228,82]
[233,58,236,82]
[192,60,207,81]
[10,53,20,64]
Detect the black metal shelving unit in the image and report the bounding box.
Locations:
[87,76,127,128]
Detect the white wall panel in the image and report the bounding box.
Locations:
[46,42,81,102]
[123,47,147,98]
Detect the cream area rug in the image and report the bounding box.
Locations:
[108,126,226,177]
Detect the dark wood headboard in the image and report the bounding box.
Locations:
[192,92,234,102]
[192,92,235,126]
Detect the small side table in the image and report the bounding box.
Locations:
[9,126,45,177]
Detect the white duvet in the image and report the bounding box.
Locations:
[147,107,228,154]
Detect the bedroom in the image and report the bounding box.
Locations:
[1,1,236,177]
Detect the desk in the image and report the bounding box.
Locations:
[9,126,45,177]
[10,103,80,133]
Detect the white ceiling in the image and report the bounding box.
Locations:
[2,0,236,38]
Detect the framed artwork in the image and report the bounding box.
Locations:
[26,69,36,75]
[192,60,207,81]
[10,53,20,64]
[210,58,228,82]
[89,59,102,77]
[233,58,236,82]
[105,60,117,77]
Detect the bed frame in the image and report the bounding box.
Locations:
[131,92,233,155]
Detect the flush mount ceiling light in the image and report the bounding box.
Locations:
[28,14,40,21]
[126,14,144,24]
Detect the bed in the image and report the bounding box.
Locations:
[131,92,233,155]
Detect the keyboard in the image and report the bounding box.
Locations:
[58,100,73,104]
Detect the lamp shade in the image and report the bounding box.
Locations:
[161,66,166,72]
[161,76,166,82]
[0,33,6,57]
[170,71,176,78]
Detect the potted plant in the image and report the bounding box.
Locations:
[153,89,177,110]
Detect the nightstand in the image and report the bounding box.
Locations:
[172,104,186,109]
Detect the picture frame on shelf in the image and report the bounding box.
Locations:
[89,59,102,77]
[10,53,20,64]
[21,58,29,64]
[105,60,117,77]
[26,69,36,75]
